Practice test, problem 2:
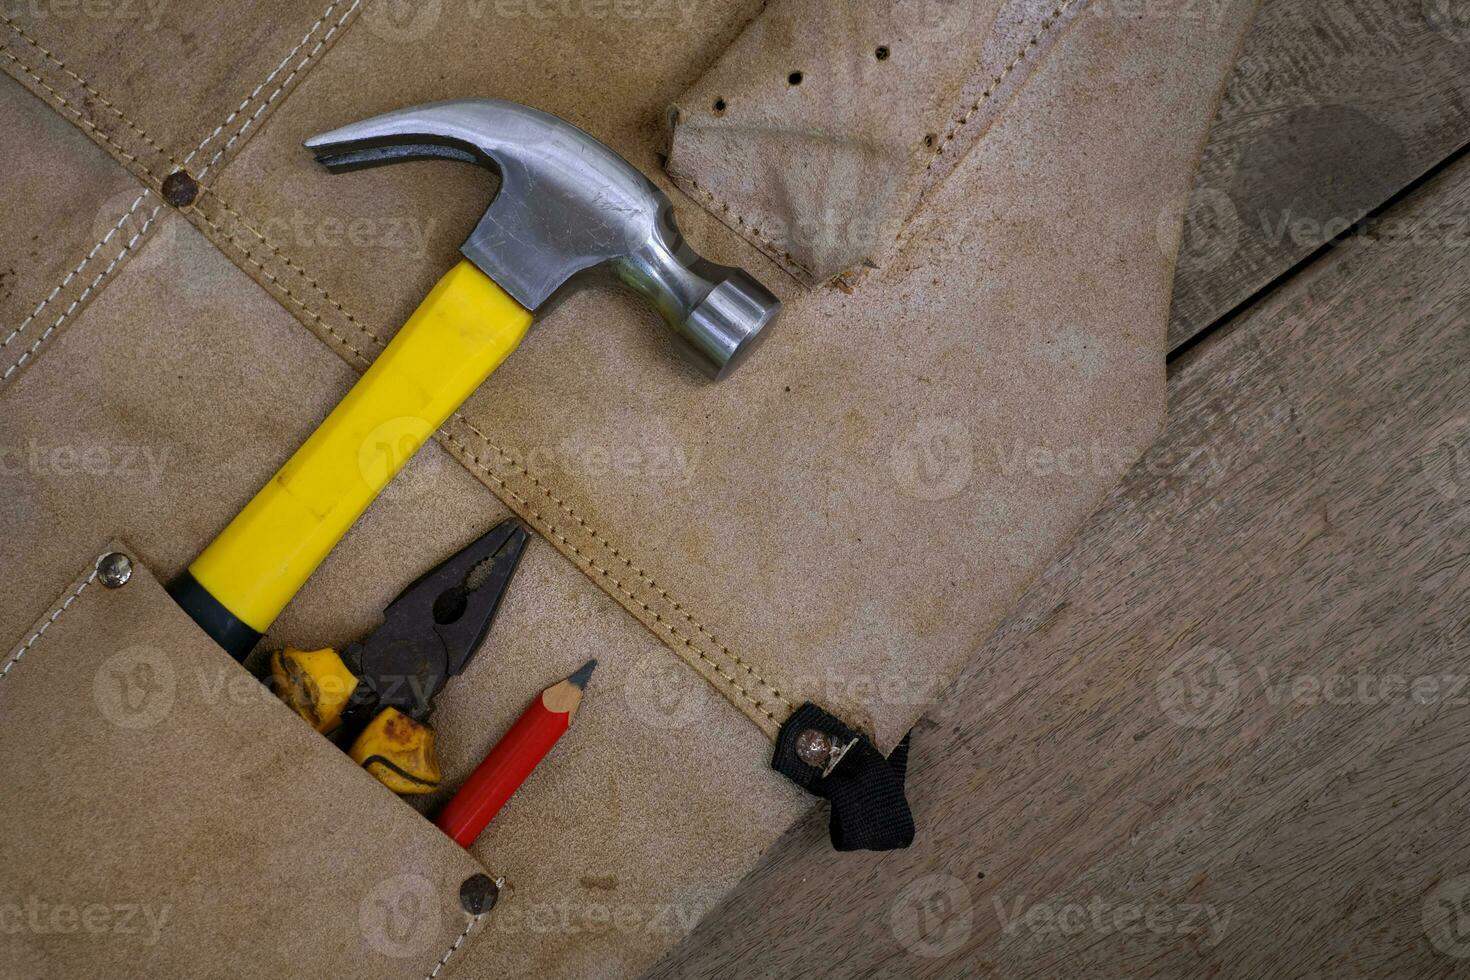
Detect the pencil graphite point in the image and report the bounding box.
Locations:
[566,659,597,689]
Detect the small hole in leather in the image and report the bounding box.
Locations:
[713,97,727,114]
[875,46,890,61]
[788,71,803,86]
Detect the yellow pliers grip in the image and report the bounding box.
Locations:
[269,646,359,734]
[270,646,441,794]
[170,261,532,658]
[349,708,442,794]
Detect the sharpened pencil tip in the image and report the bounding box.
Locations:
[566,659,597,689]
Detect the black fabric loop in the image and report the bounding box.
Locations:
[772,703,915,851]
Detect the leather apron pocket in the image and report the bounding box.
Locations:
[0,541,494,979]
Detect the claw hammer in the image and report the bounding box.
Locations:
[168,99,781,659]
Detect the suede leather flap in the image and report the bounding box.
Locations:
[0,542,491,979]
[666,0,1087,286]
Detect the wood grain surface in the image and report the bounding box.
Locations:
[1168,0,1470,350]
[645,128,1470,980]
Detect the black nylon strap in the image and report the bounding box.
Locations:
[772,703,915,851]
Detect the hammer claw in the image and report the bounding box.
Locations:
[310,141,483,174]
[305,97,780,379]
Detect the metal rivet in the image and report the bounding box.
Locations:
[460,873,502,915]
[794,728,833,767]
[96,552,132,588]
[161,170,198,208]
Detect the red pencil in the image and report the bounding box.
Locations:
[436,660,596,848]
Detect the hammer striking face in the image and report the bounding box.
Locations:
[169,97,781,660]
[306,98,780,380]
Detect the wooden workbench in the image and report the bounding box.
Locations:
[647,1,1470,976]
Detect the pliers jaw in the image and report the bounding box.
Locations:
[340,519,529,722]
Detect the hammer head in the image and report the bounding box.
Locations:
[304,99,779,380]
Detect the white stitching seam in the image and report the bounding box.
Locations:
[1,197,164,383]
[0,0,363,385]
[926,0,1082,167]
[0,566,96,682]
[182,0,349,167]
[0,190,146,355]
[185,0,363,180]
[425,916,480,979]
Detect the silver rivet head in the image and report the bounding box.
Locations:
[96,552,132,588]
[794,728,833,767]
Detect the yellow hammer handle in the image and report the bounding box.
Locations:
[176,261,531,652]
